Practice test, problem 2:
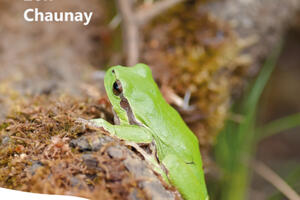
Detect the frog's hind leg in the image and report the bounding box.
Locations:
[162,154,208,200]
[79,118,168,181]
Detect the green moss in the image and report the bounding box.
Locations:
[0,96,144,199]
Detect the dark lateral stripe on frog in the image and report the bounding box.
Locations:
[119,93,144,127]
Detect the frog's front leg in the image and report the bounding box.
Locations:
[88,118,153,143]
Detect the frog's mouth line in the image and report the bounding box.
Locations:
[112,109,120,125]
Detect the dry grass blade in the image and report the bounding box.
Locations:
[116,0,140,66]
[252,160,300,200]
[116,0,185,65]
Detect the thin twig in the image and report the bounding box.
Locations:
[136,0,184,25]
[252,160,300,200]
[116,0,185,65]
[116,0,139,66]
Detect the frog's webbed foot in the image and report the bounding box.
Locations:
[76,118,101,127]
[77,118,153,143]
[76,118,115,134]
[76,118,90,126]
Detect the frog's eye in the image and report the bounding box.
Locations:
[113,80,123,96]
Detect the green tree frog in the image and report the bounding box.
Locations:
[88,64,208,200]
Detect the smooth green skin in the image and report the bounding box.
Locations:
[91,64,208,200]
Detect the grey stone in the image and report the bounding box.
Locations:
[124,152,175,200]
[107,146,124,159]
[27,161,43,175]
[1,136,10,145]
[81,153,99,169]
[69,137,92,152]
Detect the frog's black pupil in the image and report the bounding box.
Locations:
[113,81,122,96]
[113,82,119,90]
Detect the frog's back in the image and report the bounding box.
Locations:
[149,102,203,164]
[146,102,206,185]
